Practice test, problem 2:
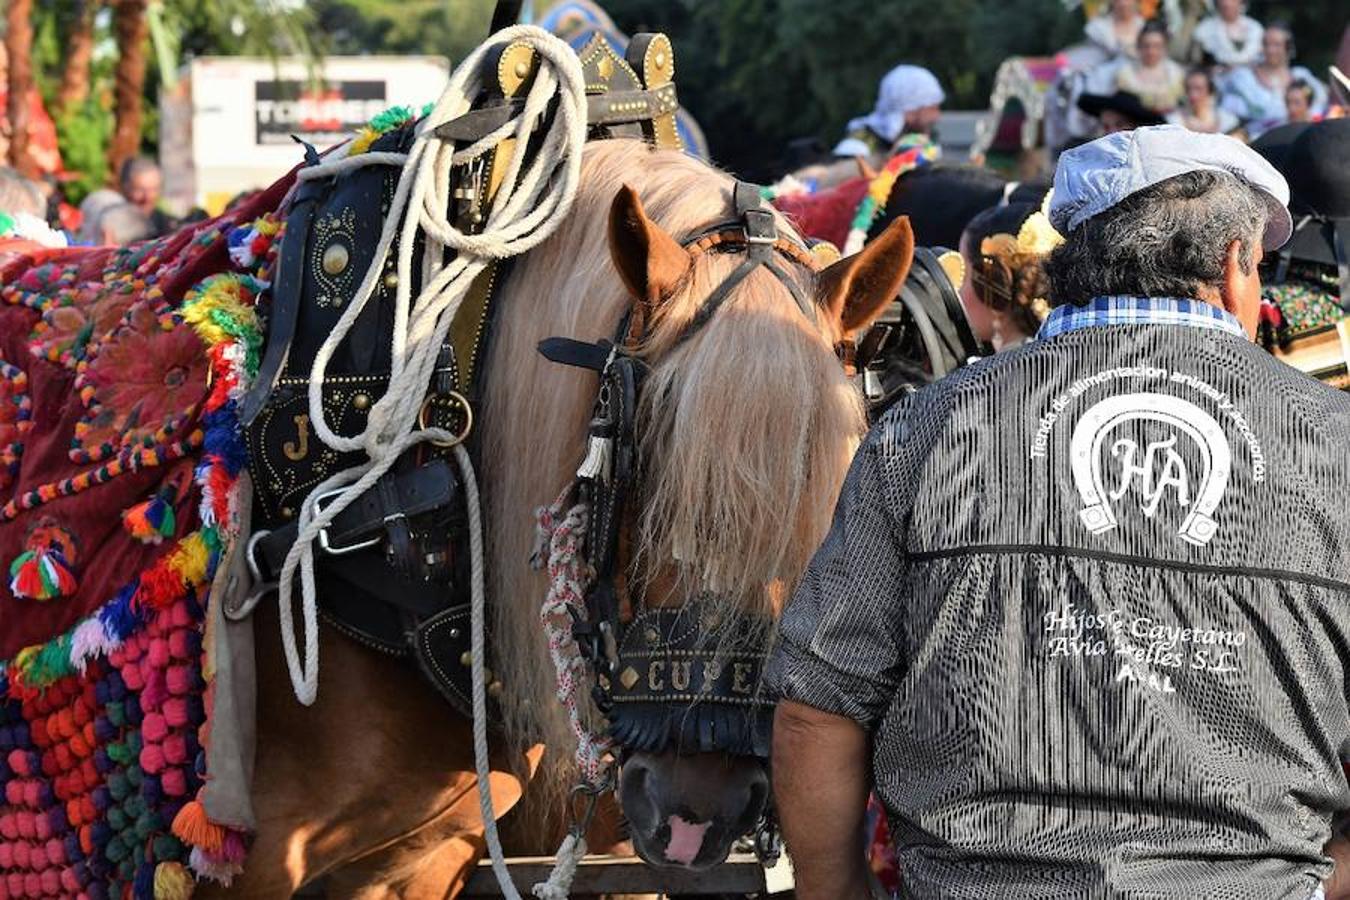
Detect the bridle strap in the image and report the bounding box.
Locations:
[672,181,817,348]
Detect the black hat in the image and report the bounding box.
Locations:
[1076,90,1167,128]
[1250,121,1312,175]
[1283,119,1350,219]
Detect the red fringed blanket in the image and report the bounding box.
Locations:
[0,177,288,898]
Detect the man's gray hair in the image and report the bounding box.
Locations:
[0,166,44,218]
[1043,169,1270,308]
[97,203,152,246]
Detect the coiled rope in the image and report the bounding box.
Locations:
[272,24,587,706]
[264,25,588,898]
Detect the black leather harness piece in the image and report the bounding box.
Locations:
[242,29,693,721]
[539,182,815,760]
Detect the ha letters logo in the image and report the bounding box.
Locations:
[1070,393,1231,546]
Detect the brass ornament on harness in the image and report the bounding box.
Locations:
[417,390,474,448]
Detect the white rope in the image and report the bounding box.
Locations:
[270,24,588,705]
[461,453,594,900]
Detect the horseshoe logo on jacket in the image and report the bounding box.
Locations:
[1070,393,1231,547]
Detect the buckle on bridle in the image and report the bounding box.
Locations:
[742,208,777,245]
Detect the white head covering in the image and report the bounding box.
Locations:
[836,64,945,152]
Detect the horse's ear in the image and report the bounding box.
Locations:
[817,216,915,335]
[608,185,692,307]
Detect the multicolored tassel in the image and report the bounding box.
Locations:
[123,487,178,544]
[8,534,78,601]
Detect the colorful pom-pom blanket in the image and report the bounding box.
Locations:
[0,176,290,898]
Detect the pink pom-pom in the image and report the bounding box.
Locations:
[4,874,21,899]
[44,838,64,866]
[28,844,46,872]
[7,750,30,777]
[168,630,193,660]
[139,743,166,775]
[33,813,50,842]
[141,670,168,713]
[120,638,142,663]
[14,812,35,840]
[60,868,80,894]
[141,713,168,744]
[120,664,145,692]
[0,843,13,868]
[3,781,21,806]
[26,780,44,809]
[170,603,192,628]
[166,666,192,696]
[38,871,59,898]
[160,767,187,798]
[0,815,16,840]
[22,874,38,900]
[11,842,29,868]
[162,734,187,765]
[147,638,170,668]
[162,698,189,728]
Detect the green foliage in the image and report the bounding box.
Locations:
[308,0,497,67]
[54,98,115,204]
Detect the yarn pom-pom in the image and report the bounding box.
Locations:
[123,489,177,544]
[154,860,195,900]
[171,801,224,853]
[8,546,77,600]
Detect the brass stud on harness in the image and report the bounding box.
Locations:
[352,393,371,410]
[322,243,350,276]
[460,651,473,666]
[383,272,399,290]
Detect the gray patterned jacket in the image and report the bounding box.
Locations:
[770,319,1350,899]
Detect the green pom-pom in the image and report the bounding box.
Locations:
[105,836,129,863]
[152,834,185,862]
[106,741,132,765]
[107,703,126,727]
[107,772,130,801]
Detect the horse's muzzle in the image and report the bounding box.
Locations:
[617,749,769,870]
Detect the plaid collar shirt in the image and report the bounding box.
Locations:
[1037,295,1248,341]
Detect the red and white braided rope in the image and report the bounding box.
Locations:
[534,489,613,787]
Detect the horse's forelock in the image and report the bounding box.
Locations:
[479,139,865,807]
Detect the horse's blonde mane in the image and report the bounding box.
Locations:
[480,139,866,798]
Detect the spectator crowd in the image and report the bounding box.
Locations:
[1076,0,1334,140]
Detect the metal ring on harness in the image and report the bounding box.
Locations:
[417,390,474,447]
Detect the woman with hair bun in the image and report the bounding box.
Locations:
[957,201,1060,352]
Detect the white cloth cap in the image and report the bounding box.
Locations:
[840,64,945,147]
[1050,124,1293,249]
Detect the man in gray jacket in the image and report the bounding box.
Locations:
[770,125,1350,899]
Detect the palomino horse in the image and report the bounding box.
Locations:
[201,136,913,896]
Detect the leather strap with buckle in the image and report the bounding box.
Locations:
[249,460,458,584]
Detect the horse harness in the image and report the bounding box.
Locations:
[239,31,687,718]
[539,181,825,763]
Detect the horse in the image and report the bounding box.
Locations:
[0,70,916,900]
[193,132,913,895]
